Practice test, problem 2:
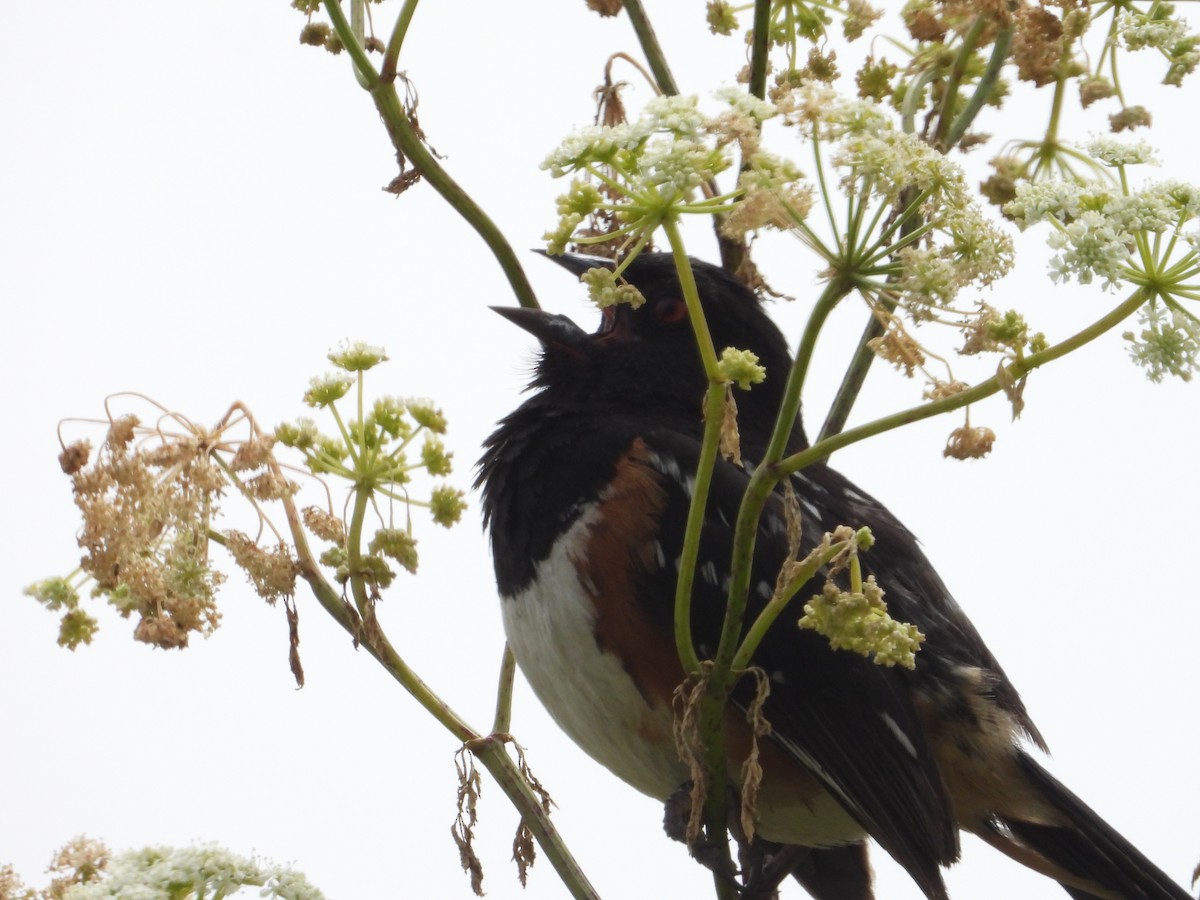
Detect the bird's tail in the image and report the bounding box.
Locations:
[978,752,1190,900]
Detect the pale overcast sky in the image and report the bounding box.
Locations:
[2,2,1196,899]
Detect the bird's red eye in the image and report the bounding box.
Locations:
[654,298,688,324]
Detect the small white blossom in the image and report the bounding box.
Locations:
[713,85,779,122]
[1046,210,1131,289]
[641,94,708,139]
[1124,303,1200,382]
[63,845,325,900]
[638,137,730,192]
[1005,180,1085,228]
[833,122,969,211]
[1084,136,1159,168]
[1118,8,1188,52]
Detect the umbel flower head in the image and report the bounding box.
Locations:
[61,842,324,900]
[542,91,811,306]
[1006,138,1200,380]
[49,413,229,650]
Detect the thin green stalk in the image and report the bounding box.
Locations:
[324,0,379,84]
[810,133,845,258]
[345,487,374,618]
[622,0,680,95]
[933,15,988,149]
[765,279,852,464]
[901,68,939,134]
[327,403,361,467]
[664,220,721,376]
[321,0,539,310]
[268,459,600,898]
[787,289,1150,476]
[678,281,852,882]
[748,0,772,100]
[660,224,742,895]
[818,184,925,445]
[729,539,851,671]
[492,644,517,735]
[370,84,539,308]
[673,381,725,677]
[380,0,421,81]
[942,26,1012,150]
[662,221,724,673]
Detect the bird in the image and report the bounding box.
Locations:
[476,251,1191,900]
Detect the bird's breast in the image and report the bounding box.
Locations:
[500,502,688,800]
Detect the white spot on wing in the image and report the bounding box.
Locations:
[879,712,918,759]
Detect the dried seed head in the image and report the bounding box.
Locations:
[586,0,623,16]
[943,424,996,459]
[59,440,91,474]
[302,506,346,544]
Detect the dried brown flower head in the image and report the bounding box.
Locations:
[943,423,996,459]
[1012,5,1067,86]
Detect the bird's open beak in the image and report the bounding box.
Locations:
[491,306,589,348]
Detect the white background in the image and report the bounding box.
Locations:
[1,2,1196,898]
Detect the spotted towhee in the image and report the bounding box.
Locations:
[477,252,1190,900]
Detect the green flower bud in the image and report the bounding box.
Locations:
[430,485,467,527]
[303,373,353,409]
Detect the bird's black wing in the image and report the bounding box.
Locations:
[637,428,959,900]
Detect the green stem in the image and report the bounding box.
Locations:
[729,539,850,671]
[345,487,374,618]
[469,736,603,900]
[380,0,421,82]
[933,15,988,149]
[748,0,772,100]
[766,279,852,463]
[325,0,379,84]
[269,457,599,898]
[622,0,680,95]
[321,0,539,310]
[786,289,1149,476]
[673,382,726,677]
[818,184,925,445]
[662,221,724,673]
[941,26,1012,150]
[664,219,721,377]
[492,644,517,735]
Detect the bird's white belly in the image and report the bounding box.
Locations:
[500,506,864,848]
[500,507,687,800]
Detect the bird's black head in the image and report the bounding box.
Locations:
[496,252,805,449]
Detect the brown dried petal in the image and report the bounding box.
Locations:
[59,440,91,474]
[943,425,996,459]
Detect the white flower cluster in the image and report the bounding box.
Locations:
[542,94,722,186]
[63,845,325,900]
[1083,136,1158,168]
[1124,303,1200,383]
[809,94,1013,309]
[1116,7,1200,86]
[1007,176,1200,290]
[541,90,817,303]
[1118,7,1191,52]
